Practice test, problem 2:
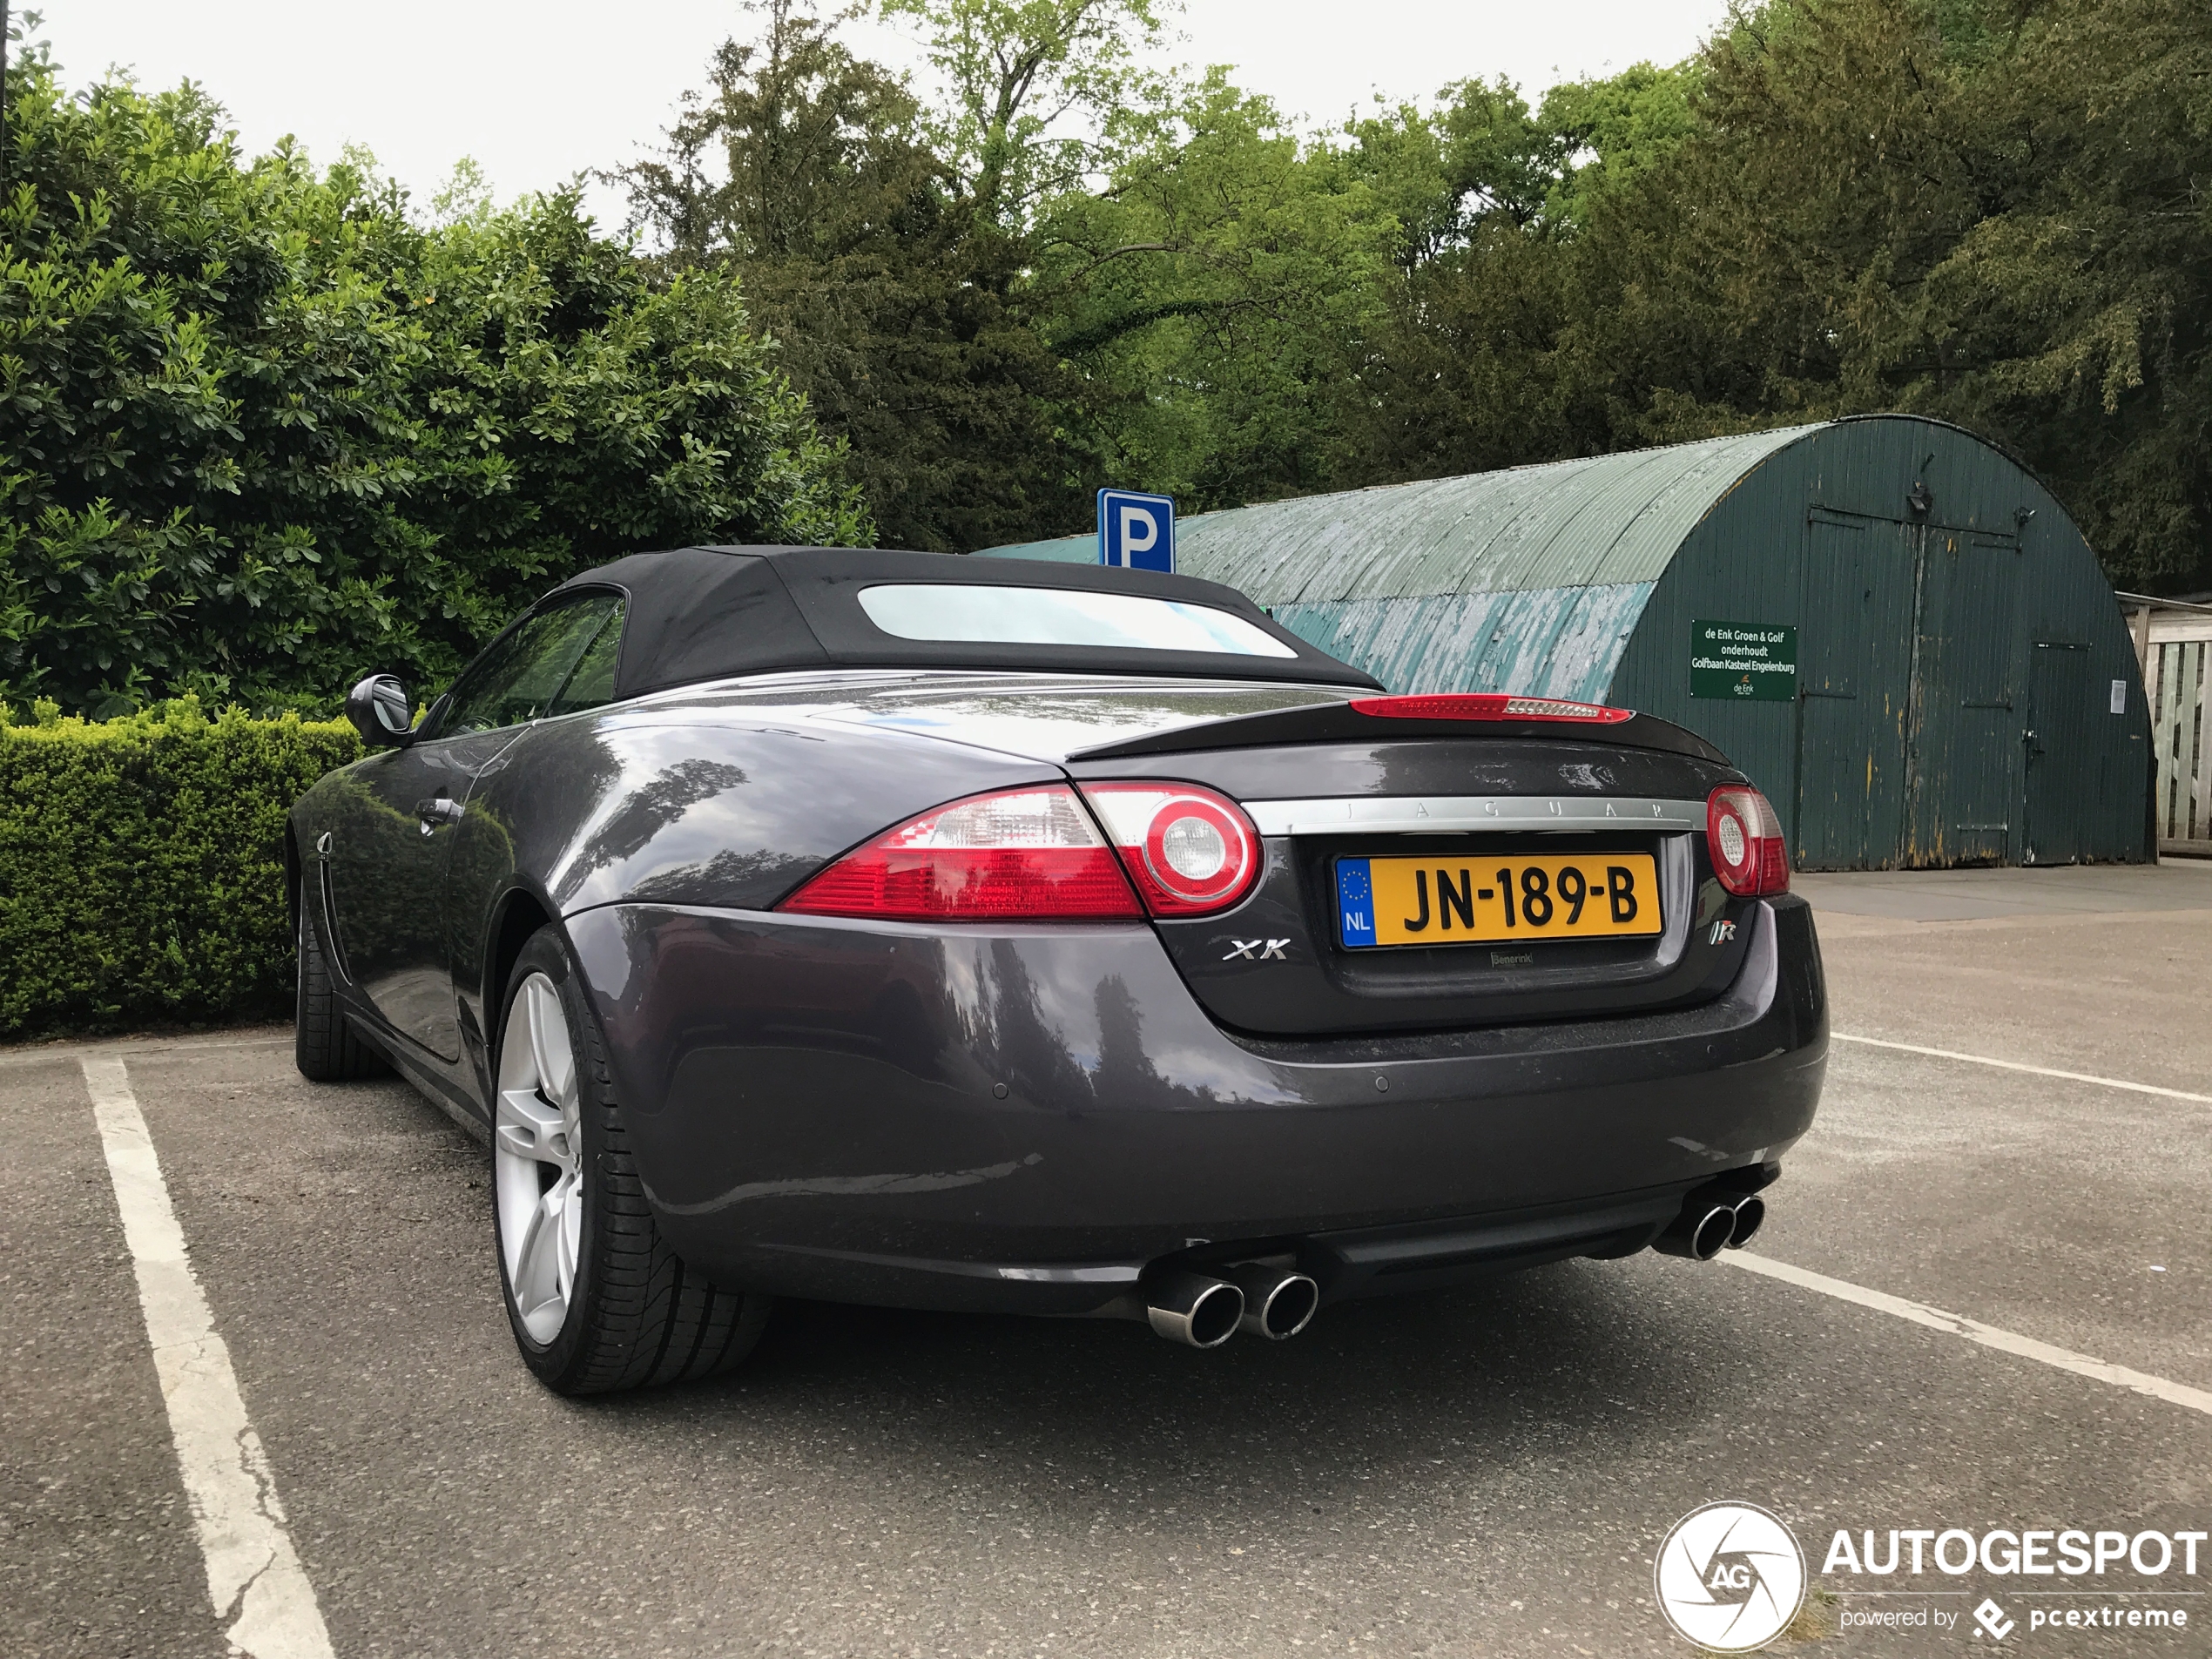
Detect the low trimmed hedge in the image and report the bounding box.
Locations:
[0,698,361,1036]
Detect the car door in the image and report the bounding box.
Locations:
[327,594,623,1060]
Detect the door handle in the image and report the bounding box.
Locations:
[415,796,464,832]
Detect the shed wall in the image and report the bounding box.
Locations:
[1610,419,2149,867]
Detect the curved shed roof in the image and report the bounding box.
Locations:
[1177,424,1818,601]
[982,424,1821,699]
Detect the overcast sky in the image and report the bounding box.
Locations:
[37,1,1733,226]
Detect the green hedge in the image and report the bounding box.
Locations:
[0,698,361,1036]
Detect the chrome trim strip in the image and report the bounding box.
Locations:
[1244,795,1710,836]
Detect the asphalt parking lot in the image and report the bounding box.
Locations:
[6,863,2210,1659]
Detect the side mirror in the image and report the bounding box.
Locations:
[346,674,416,747]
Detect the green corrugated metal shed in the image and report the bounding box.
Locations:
[980,415,2151,868]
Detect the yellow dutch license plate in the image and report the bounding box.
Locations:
[1335,853,1662,948]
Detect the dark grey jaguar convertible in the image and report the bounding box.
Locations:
[288,545,1826,1393]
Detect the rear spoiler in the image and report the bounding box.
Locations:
[1068,697,1730,765]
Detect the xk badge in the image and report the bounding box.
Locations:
[1222,938,1290,961]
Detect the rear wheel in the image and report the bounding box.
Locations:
[492,927,770,1393]
[294,905,388,1081]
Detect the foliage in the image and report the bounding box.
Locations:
[1313,0,2212,583]
[1036,71,1399,505]
[619,2,1083,552]
[1025,60,1702,510]
[0,44,867,718]
[1320,66,1704,488]
[0,696,358,1035]
[1639,0,2212,583]
[878,0,1170,227]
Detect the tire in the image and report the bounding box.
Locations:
[491,927,771,1394]
[295,903,390,1082]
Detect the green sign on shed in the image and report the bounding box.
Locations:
[1691,621,1797,702]
[981,415,2150,870]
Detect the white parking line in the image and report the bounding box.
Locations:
[0,1033,293,1073]
[1722,1251,2212,1418]
[83,1057,336,1659]
[1831,1032,2212,1104]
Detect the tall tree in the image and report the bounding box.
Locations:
[880,0,1170,228]
[623,1,1086,550]
[1035,71,1399,507]
[1581,0,2212,583]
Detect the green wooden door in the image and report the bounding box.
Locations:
[1905,529,2022,864]
[2025,641,2093,864]
[1797,513,1917,868]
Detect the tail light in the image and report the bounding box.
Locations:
[1706,785,1790,896]
[778,786,1141,921]
[1080,782,1261,916]
[1349,692,1635,725]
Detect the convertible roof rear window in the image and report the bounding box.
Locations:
[856,584,1298,658]
[537,544,1378,700]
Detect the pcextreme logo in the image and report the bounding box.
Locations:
[1655,1501,1808,1652]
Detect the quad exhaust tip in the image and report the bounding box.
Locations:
[1145,1271,1244,1348]
[1654,1187,1770,1261]
[1727,1193,1765,1249]
[1144,1264,1321,1346]
[1230,1264,1320,1340]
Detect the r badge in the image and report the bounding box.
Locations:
[1710,920,1737,945]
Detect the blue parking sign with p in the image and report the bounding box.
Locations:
[1097,489,1175,572]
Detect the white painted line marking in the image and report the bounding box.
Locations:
[1831,1032,2212,1104]
[83,1056,337,1659]
[1721,1250,2212,1418]
[0,1034,293,1072]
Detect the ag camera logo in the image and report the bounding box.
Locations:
[1655,1501,1808,1652]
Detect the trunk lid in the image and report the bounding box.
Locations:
[1068,734,1756,1036]
[693,673,1759,1034]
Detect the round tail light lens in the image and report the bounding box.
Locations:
[1081,783,1261,915]
[1706,785,1790,897]
[1158,811,1230,883]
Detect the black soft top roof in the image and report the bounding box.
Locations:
[546,545,1380,698]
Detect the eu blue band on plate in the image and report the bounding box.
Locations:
[1336,859,1377,948]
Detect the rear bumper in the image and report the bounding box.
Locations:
[564,895,1827,1314]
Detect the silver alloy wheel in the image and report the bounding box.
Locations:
[494,972,584,1343]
